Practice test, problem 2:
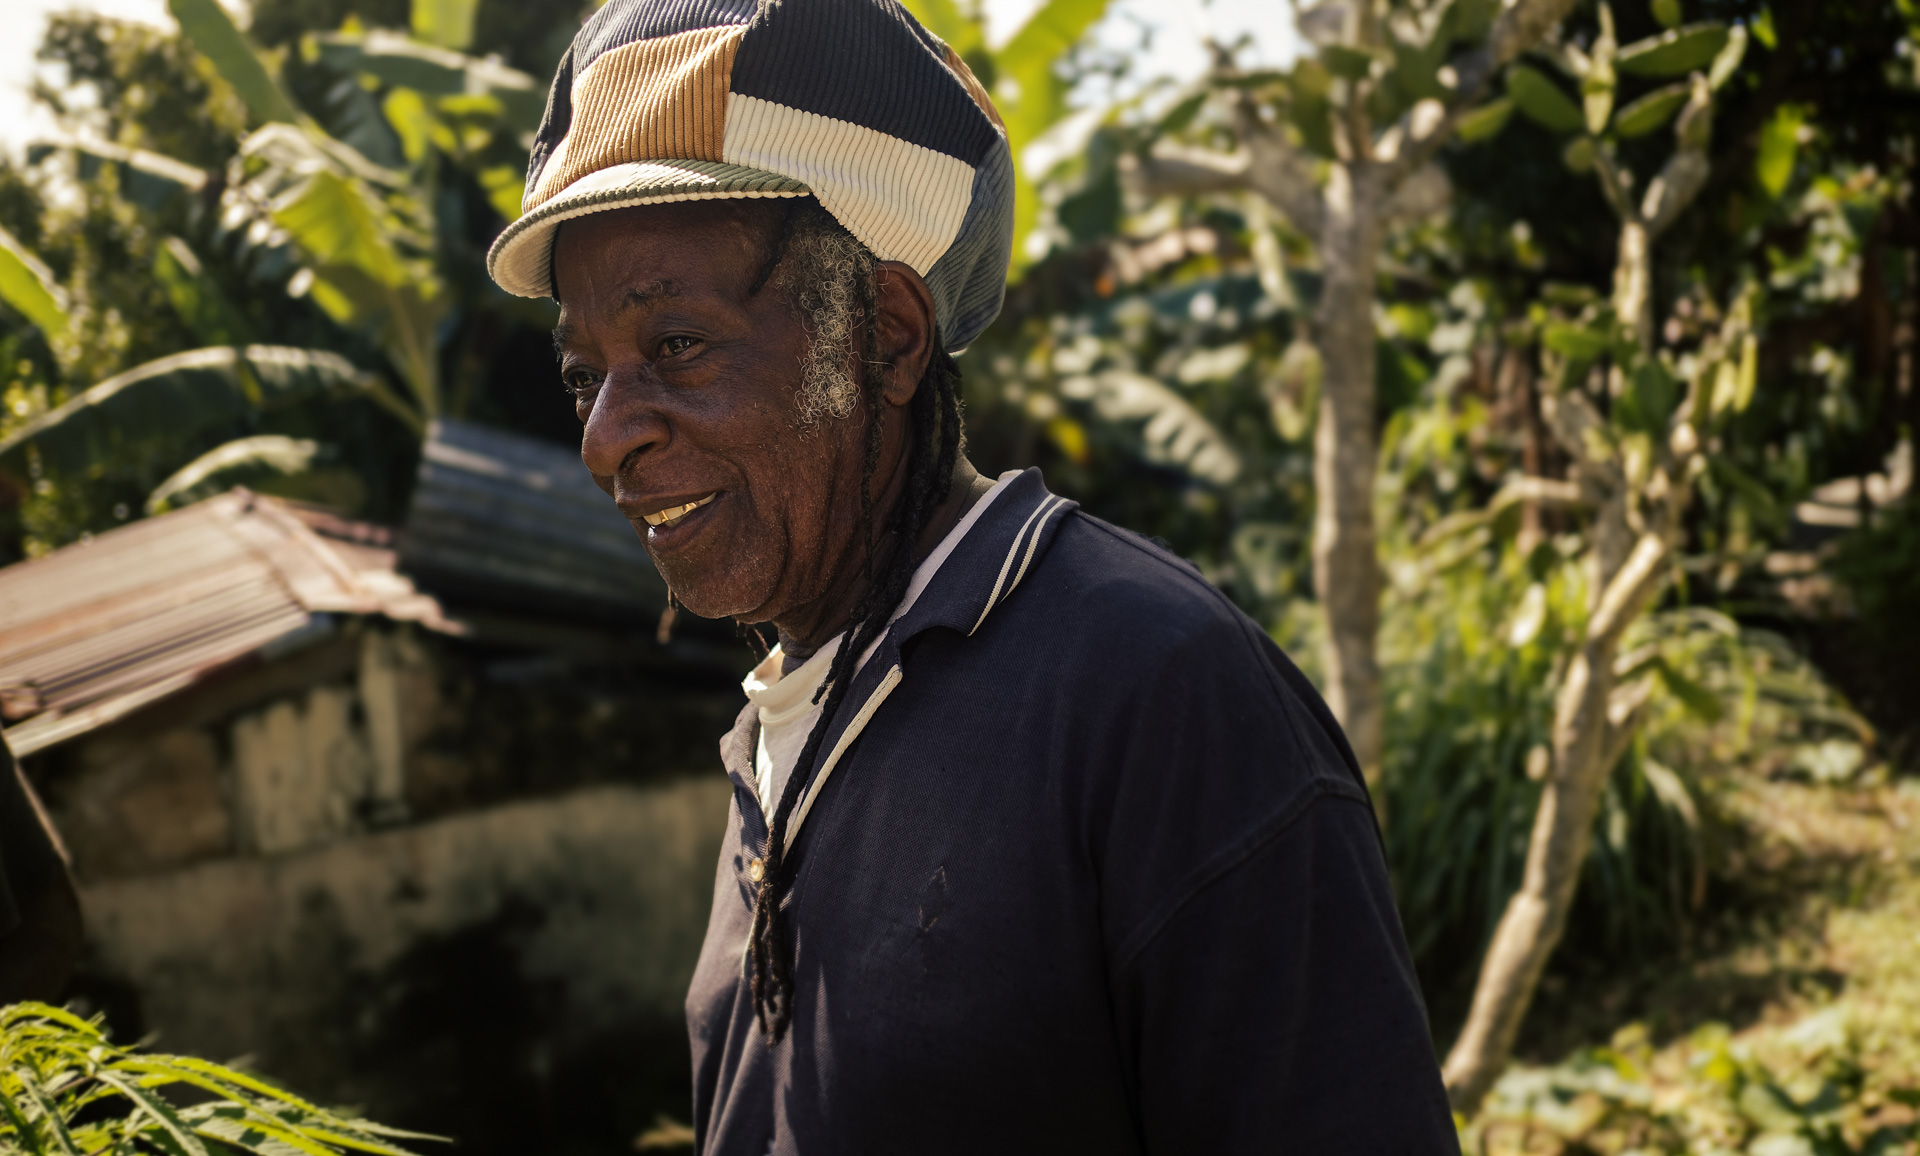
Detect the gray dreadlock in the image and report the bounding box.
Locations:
[741,198,965,1043]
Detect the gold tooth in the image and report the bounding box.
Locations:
[643,494,715,527]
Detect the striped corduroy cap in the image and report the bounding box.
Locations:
[486,0,1015,353]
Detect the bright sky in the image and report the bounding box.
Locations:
[0,0,1299,156]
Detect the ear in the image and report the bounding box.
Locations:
[871,261,937,409]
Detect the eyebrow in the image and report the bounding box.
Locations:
[550,279,684,358]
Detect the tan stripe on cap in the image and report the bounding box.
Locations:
[528,25,745,211]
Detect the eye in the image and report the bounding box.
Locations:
[659,335,698,358]
[562,367,602,398]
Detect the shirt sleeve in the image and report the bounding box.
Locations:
[1112,795,1459,1152]
[1088,606,1458,1154]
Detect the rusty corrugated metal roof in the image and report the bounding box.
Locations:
[0,490,454,757]
[399,419,667,617]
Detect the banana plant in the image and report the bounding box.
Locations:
[0,0,541,512]
[899,0,1113,273]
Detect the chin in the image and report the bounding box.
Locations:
[653,560,773,623]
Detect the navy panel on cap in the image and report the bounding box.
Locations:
[923,137,1014,350]
[730,0,1001,167]
[523,44,574,207]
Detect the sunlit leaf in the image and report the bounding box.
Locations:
[168,0,300,124]
[0,226,68,341]
[272,170,410,289]
[410,0,477,52]
[898,0,983,56]
[1611,81,1690,138]
[1455,97,1514,143]
[145,435,321,514]
[1543,322,1609,362]
[0,347,392,478]
[1756,103,1802,196]
[1616,22,1731,77]
[1707,24,1747,90]
[1507,66,1584,134]
[1059,370,1242,484]
[310,31,542,133]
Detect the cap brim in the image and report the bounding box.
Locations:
[487,159,811,298]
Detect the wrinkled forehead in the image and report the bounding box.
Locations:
[550,199,786,310]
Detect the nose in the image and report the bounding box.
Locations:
[580,370,668,490]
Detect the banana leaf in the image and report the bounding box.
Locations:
[308,31,542,134]
[0,346,387,478]
[0,226,68,342]
[411,0,478,51]
[168,0,301,125]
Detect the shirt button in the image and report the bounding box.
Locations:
[748,858,765,882]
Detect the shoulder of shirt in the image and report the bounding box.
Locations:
[1016,508,1259,653]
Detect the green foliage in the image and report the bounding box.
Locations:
[0,0,569,551]
[1456,97,1516,143]
[0,346,391,477]
[1616,22,1733,78]
[1758,105,1806,197]
[1468,1014,1917,1154]
[0,1002,440,1155]
[167,0,301,124]
[1508,66,1585,135]
[1612,81,1692,138]
[0,228,68,341]
[410,0,478,51]
[898,0,1113,272]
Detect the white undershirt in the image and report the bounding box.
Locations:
[741,472,1016,812]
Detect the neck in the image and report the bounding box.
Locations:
[775,456,989,661]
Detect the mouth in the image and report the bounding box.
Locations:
[641,493,718,529]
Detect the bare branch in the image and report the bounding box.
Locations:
[1121,145,1254,199]
[1598,681,1651,778]
[1124,127,1326,237]
[1646,76,1714,237]
[1383,162,1452,222]
[1591,147,1636,222]
[1239,121,1329,236]
[1643,150,1709,239]
[1487,0,1583,72]
[1540,387,1610,465]
[1586,531,1669,646]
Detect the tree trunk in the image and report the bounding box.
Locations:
[1312,164,1387,794]
[1443,203,1679,1114]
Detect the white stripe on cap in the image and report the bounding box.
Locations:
[722,94,976,276]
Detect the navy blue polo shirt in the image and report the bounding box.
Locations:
[687,469,1458,1154]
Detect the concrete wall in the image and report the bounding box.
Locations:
[77,777,731,1152]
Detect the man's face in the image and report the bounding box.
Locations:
[553,201,872,624]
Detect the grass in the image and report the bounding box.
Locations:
[1464,774,1920,1154]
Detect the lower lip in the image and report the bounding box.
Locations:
[641,494,721,552]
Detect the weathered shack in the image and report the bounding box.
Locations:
[0,421,742,1151]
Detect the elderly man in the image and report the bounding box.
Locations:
[489,0,1456,1150]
